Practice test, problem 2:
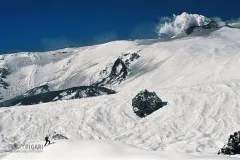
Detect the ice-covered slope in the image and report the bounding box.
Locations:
[1,27,240,159]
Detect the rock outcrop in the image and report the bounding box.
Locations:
[0,68,10,90]
[218,131,240,155]
[132,90,167,118]
[0,85,116,107]
[0,84,50,105]
[0,67,11,100]
[23,84,50,97]
[93,51,140,87]
[52,133,68,140]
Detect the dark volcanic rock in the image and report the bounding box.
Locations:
[0,86,116,107]
[107,58,129,81]
[125,53,140,66]
[185,21,222,35]
[93,51,140,86]
[52,133,68,140]
[0,68,11,79]
[132,90,167,118]
[0,79,9,89]
[218,131,240,155]
[0,84,50,105]
[0,67,10,90]
[23,84,50,97]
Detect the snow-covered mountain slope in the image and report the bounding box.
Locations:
[1,26,240,159]
[5,140,239,160]
[1,27,240,101]
[0,43,137,101]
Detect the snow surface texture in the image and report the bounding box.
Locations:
[4,140,240,160]
[1,17,240,159]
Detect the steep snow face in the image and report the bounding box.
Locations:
[157,12,211,37]
[1,27,240,159]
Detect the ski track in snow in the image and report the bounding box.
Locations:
[0,27,240,159]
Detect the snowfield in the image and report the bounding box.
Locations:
[1,26,240,159]
[4,140,240,160]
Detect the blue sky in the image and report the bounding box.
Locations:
[0,0,239,53]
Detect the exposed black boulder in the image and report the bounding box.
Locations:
[218,131,240,155]
[132,90,167,118]
[0,85,116,107]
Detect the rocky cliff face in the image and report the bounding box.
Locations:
[93,51,140,87]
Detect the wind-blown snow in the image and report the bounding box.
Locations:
[157,12,211,37]
[1,26,240,159]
